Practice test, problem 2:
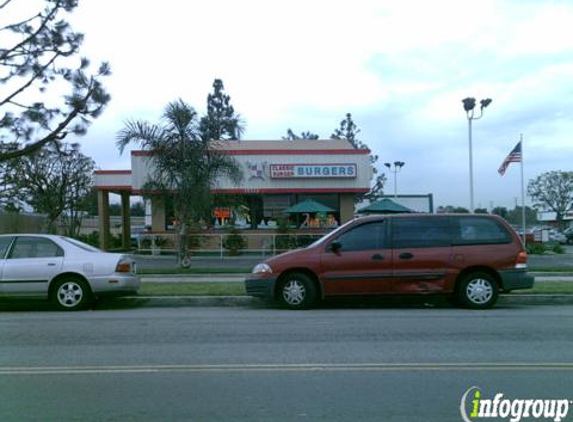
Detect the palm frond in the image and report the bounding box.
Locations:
[116,120,164,153]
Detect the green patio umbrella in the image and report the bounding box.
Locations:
[357,198,413,214]
[283,199,335,214]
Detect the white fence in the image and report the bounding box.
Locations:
[136,232,326,257]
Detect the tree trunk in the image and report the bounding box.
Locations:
[177,221,188,267]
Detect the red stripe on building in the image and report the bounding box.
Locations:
[131,188,368,195]
[96,185,133,191]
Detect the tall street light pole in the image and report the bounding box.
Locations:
[384,161,405,198]
[462,97,492,212]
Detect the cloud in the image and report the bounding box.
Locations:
[51,0,573,208]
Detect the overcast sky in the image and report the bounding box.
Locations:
[55,0,573,209]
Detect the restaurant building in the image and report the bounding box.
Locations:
[94,139,373,249]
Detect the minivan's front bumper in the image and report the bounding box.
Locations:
[498,269,535,291]
[245,277,277,298]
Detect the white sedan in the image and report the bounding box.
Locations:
[0,234,140,310]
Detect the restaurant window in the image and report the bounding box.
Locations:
[263,195,296,220]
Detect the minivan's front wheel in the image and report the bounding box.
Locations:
[457,272,499,309]
[278,273,317,310]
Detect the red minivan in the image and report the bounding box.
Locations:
[245,214,534,309]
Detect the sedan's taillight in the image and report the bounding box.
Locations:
[116,258,132,273]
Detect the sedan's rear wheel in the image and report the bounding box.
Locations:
[457,272,499,309]
[52,277,92,311]
[278,273,317,310]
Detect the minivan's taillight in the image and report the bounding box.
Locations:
[116,258,132,273]
[516,251,528,269]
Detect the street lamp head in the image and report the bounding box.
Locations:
[462,97,476,112]
[480,98,492,110]
[394,161,405,168]
[384,162,391,169]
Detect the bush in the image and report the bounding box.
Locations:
[186,222,205,253]
[550,242,565,254]
[75,231,100,247]
[73,231,124,250]
[275,217,296,251]
[526,242,565,255]
[223,228,247,256]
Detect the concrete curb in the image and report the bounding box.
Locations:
[96,296,263,309]
[498,294,573,306]
[101,294,573,309]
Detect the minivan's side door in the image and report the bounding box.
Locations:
[321,220,393,295]
[2,236,64,296]
[0,236,15,295]
[391,217,454,293]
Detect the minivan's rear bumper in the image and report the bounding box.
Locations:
[245,277,277,298]
[498,269,535,291]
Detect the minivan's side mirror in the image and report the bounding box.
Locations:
[329,241,342,253]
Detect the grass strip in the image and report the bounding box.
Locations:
[526,281,573,294]
[140,282,246,296]
[139,267,250,275]
[529,267,573,273]
[138,281,573,297]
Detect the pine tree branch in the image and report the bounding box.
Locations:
[0,82,95,161]
[0,0,14,9]
[0,52,60,107]
[0,6,59,61]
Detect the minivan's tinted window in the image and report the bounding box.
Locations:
[333,221,386,252]
[392,217,451,249]
[453,217,511,245]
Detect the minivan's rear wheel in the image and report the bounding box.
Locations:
[52,277,92,311]
[457,272,499,309]
[278,272,317,310]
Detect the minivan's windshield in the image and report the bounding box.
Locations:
[306,218,358,248]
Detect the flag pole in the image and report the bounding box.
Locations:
[520,133,526,244]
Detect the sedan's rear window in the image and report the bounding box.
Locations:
[59,237,101,252]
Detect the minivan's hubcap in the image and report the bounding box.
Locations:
[466,279,493,304]
[283,280,306,305]
[57,282,83,307]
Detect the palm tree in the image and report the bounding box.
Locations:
[116,99,243,265]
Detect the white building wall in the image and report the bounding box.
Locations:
[94,172,132,188]
[95,140,373,194]
[129,141,372,193]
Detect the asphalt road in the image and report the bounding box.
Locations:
[1,306,572,421]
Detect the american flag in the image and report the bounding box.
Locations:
[498,141,522,176]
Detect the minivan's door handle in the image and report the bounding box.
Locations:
[47,263,56,266]
[371,254,384,261]
[399,253,414,260]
